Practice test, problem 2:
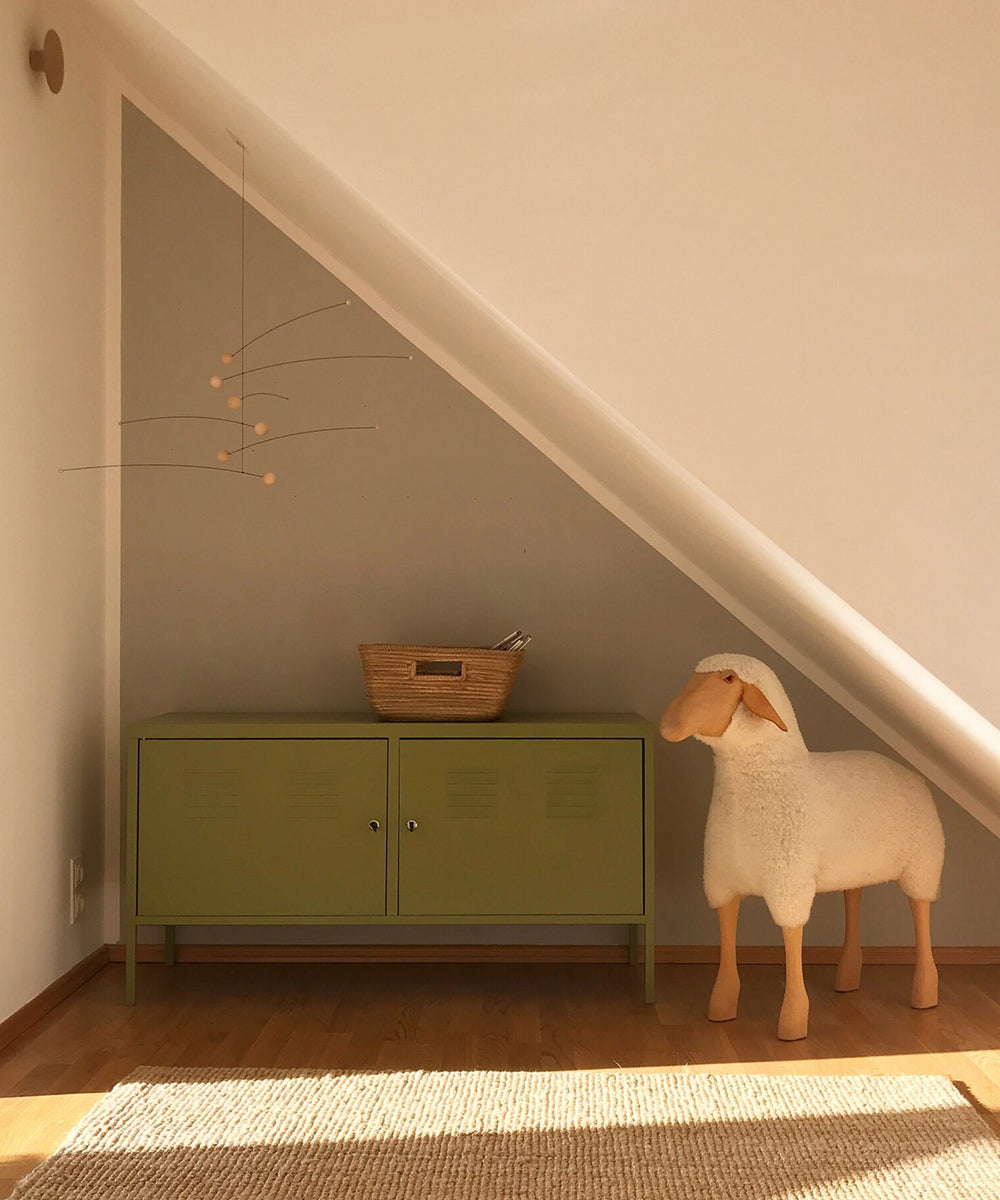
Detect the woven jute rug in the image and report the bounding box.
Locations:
[11,1067,1000,1198]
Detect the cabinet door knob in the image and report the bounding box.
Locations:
[368,819,380,832]
[406,819,419,832]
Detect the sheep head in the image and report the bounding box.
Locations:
[660,666,788,743]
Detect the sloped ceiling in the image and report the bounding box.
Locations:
[88,0,1000,833]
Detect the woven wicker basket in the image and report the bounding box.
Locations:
[359,643,525,721]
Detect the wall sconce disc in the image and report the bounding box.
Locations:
[29,29,64,94]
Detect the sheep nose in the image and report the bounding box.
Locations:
[659,698,690,742]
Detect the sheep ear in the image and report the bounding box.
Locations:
[741,682,788,731]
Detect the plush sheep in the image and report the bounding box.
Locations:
[660,653,944,1041]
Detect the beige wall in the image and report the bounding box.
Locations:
[121,106,1000,950]
[0,2,109,1022]
[120,1,1000,730]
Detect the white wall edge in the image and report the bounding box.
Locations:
[102,76,123,943]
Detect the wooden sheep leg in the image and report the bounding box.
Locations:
[909,898,939,1009]
[778,925,810,1040]
[835,887,863,992]
[708,897,741,1022]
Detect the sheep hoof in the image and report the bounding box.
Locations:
[708,995,739,1022]
[708,975,740,1022]
[708,1002,739,1023]
[777,997,809,1041]
[778,1017,809,1041]
[911,965,938,1010]
[834,951,862,993]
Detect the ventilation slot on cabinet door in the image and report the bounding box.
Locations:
[445,768,498,819]
[182,770,241,818]
[285,771,341,820]
[545,766,600,819]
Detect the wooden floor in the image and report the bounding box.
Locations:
[2,960,999,1196]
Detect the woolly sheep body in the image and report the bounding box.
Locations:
[694,653,945,930]
[705,748,945,928]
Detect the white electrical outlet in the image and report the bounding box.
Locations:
[69,856,85,925]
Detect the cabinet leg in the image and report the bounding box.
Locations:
[628,924,639,965]
[644,919,656,1003]
[164,925,175,967]
[125,923,137,1005]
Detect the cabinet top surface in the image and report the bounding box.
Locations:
[130,712,655,738]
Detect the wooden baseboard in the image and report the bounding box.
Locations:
[656,945,1000,965]
[106,942,1000,966]
[0,945,110,1054]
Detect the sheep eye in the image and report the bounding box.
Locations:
[723,674,735,683]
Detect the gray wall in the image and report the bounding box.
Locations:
[122,103,1000,948]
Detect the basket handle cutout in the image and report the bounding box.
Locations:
[413,659,466,679]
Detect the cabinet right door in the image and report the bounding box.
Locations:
[398,739,644,916]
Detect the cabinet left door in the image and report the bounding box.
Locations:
[136,739,388,917]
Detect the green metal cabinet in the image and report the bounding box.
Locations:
[126,713,656,1004]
